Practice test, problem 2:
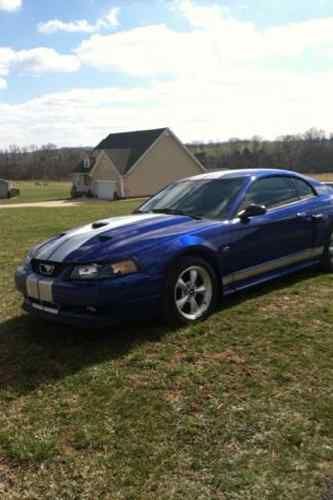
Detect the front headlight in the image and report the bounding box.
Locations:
[71,260,138,280]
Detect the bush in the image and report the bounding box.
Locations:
[8,188,20,198]
[71,185,79,198]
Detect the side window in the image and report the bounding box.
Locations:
[292,178,316,199]
[241,176,299,210]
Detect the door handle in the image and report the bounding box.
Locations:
[296,212,307,220]
[311,213,325,223]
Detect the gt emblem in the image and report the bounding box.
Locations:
[39,263,55,276]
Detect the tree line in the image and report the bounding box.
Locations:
[1,128,333,181]
[0,144,90,181]
[189,128,333,174]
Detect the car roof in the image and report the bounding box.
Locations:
[189,168,321,185]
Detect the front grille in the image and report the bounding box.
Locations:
[31,259,65,278]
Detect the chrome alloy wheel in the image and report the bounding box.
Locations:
[174,265,213,321]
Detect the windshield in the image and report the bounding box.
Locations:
[137,177,245,220]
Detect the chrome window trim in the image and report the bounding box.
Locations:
[265,197,304,214]
[264,192,318,214]
[298,193,316,201]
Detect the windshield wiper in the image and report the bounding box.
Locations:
[151,208,203,220]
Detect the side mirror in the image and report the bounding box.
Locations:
[238,204,267,221]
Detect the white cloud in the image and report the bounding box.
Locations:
[12,48,80,73]
[75,1,333,76]
[0,48,14,76]
[174,0,229,29]
[0,70,333,147]
[38,7,120,34]
[39,19,103,34]
[0,46,80,76]
[0,0,21,11]
[103,7,119,28]
[1,1,333,145]
[75,25,196,76]
[0,78,7,90]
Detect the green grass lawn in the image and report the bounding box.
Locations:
[1,200,333,499]
[0,181,71,204]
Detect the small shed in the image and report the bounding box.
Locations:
[0,179,9,199]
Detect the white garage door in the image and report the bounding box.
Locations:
[93,181,117,200]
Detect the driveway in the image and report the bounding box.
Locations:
[0,200,81,209]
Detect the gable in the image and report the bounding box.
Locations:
[95,128,167,174]
[90,151,121,182]
[125,129,205,177]
[124,132,204,197]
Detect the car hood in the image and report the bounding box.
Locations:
[31,213,218,263]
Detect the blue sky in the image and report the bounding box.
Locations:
[0,0,333,147]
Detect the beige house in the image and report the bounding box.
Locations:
[72,128,205,200]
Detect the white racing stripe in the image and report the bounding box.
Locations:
[35,213,164,263]
[38,279,54,303]
[26,274,54,303]
[26,274,39,300]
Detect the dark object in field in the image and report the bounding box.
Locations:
[71,185,81,198]
[8,188,20,198]
[322,478,333,500]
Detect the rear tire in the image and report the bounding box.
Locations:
[321,231,333,272]
[163,256,219,327]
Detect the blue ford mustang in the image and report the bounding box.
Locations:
[15,169,333,327]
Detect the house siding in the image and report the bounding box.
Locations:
[124,132,203,197]
[91,152,122,196]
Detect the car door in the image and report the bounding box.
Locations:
[227,175,317,288]
[291,176,329,251]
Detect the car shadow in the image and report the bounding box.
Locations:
[0,267,320,398]
[0,313,169,397]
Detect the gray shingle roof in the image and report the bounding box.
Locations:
[95,128,167,174]
[73,128,167,175]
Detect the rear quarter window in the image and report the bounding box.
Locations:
[292,178,316,199]
[240,176,299,210]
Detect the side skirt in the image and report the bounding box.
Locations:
[222,259,320,296]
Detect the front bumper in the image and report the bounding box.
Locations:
[15,266,162,327]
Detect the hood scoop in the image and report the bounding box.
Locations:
[92,221,109,229]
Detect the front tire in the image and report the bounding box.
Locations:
[321,231,333,272]
[163,256,219,326]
